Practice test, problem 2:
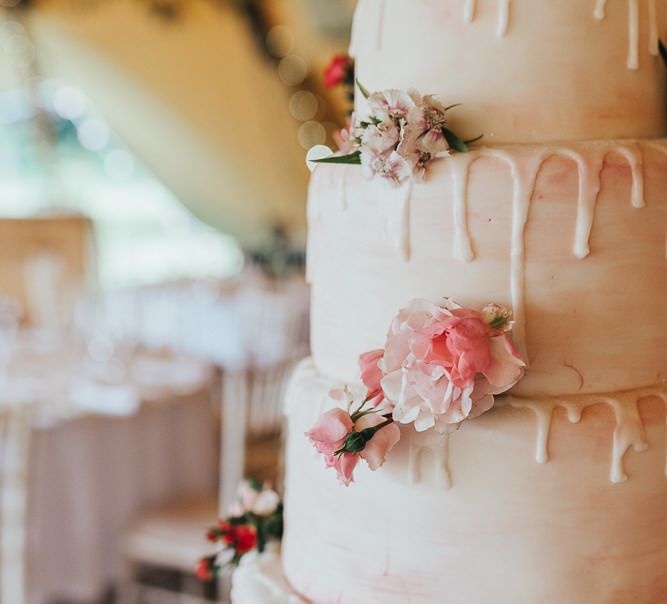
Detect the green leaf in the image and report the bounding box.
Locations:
[441,127,469,153]
[246,477,263,492]
[464,134,484,145]
[356,79,371,99]
[660,39,667,68]
[489,316,509,330]
[313,151,362,165]
[444,103,462,111]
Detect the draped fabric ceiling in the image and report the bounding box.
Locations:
[16,0,350,246]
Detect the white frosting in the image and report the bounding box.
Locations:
[307,142,667,397]
[282,361,667,604]
[351,0,667,142]
[286,5,667,603]
[231,545,306,604]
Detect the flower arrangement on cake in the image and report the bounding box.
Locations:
[308,299,526,485]
[316,80,482,184]
[196,480,283,581]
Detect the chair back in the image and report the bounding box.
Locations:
[219,357,300,516]
[0,404,33,604]
[0,215,96,328]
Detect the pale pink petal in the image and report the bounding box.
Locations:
[483,334,526,392]
[380,370,404,404]
[334,453,360,486]
[306,408,353,445]
[360,423,401,471]
[359,349,385,393]
[392,398,421,426]
[413,410,436,432]
[419,128,450,156]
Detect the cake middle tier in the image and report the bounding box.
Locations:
[307,141,667,397]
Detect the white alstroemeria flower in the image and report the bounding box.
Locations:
[367,88,422,121]
[419,128,450,157]
[361,119,400,155]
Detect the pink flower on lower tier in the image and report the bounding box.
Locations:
[359,348,385,405]
[306,391,400,486]
[380,299,525,432]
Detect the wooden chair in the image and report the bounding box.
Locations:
[0,214,95,604]
[0,403,34,604]
[0,215,96,328]
[119,356,299,603]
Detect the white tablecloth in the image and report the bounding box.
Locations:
[22,388,218,604]
[0,338,219,604]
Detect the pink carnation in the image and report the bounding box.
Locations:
[380,299,525,432]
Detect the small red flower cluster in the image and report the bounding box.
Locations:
[195,556,217,582]
[197,480,283,582]
[324,54,354,88]
[210,521,258,555]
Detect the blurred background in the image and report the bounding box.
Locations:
[0,0,354,602]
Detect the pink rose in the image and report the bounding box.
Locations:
[307,392,401,486]
[306,407,354,468]
[359,349,385,405]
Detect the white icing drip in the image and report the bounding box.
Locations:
[408,430,452,489]
[384,178,414,261]
[551,146,603,259]
[605,392,648,483]
[594,0,607,20]
[497,0,510,37]
[627,0,640,69]
[530,403,553,464]
[507,152,543,363]
[509,385,665,484]
[463,0,476,23]
[573,152,603,259]
[613,144,645,208]
[377,0,386,51]
[508,399,584,464]
[449,154,474,262]
[447,140,649,272]
[648,0,659,55]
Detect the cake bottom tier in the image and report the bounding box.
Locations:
[282,360,667,604]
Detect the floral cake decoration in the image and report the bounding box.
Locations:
[197,479,283,581]
[307,299,526,486]
[317,60,482,184]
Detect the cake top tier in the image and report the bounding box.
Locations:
[350,0,667,143]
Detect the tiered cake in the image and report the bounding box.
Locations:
[280,1,666,603]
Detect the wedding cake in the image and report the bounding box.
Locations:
[238,1,667,603]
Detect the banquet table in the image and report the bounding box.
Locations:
[0,334,219,604]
